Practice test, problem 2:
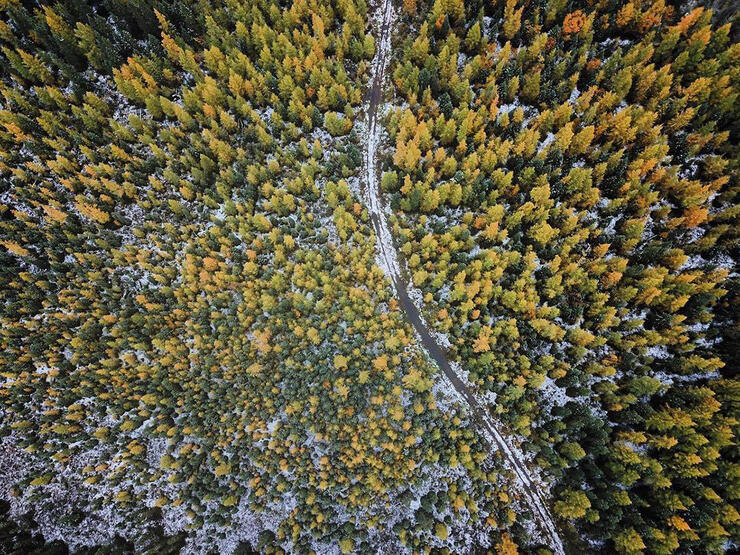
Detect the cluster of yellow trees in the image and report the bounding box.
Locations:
[0,0,527,552]
[1,0,737,552]
[387,1,738,553]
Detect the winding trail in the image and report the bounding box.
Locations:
[362,2,565,553]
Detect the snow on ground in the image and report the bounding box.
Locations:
[539,376,570,408]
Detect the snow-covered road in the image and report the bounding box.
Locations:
[361,1,565,553]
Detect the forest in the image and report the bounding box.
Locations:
[385,0,738,553]
[0,0,737,554]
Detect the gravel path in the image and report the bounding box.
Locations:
[361,2,565,552]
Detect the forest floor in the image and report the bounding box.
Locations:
[361,1,565,553]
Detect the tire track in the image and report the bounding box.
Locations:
[361,2,565,553]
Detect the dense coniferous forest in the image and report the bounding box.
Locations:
[385,0,738,552]
[0,0,737,553]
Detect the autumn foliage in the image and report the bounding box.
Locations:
[562,10,586,35]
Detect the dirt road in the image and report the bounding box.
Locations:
[361,2,565,553]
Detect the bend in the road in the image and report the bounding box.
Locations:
[361,2,566,554]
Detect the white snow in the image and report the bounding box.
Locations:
[540,376,570,408]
